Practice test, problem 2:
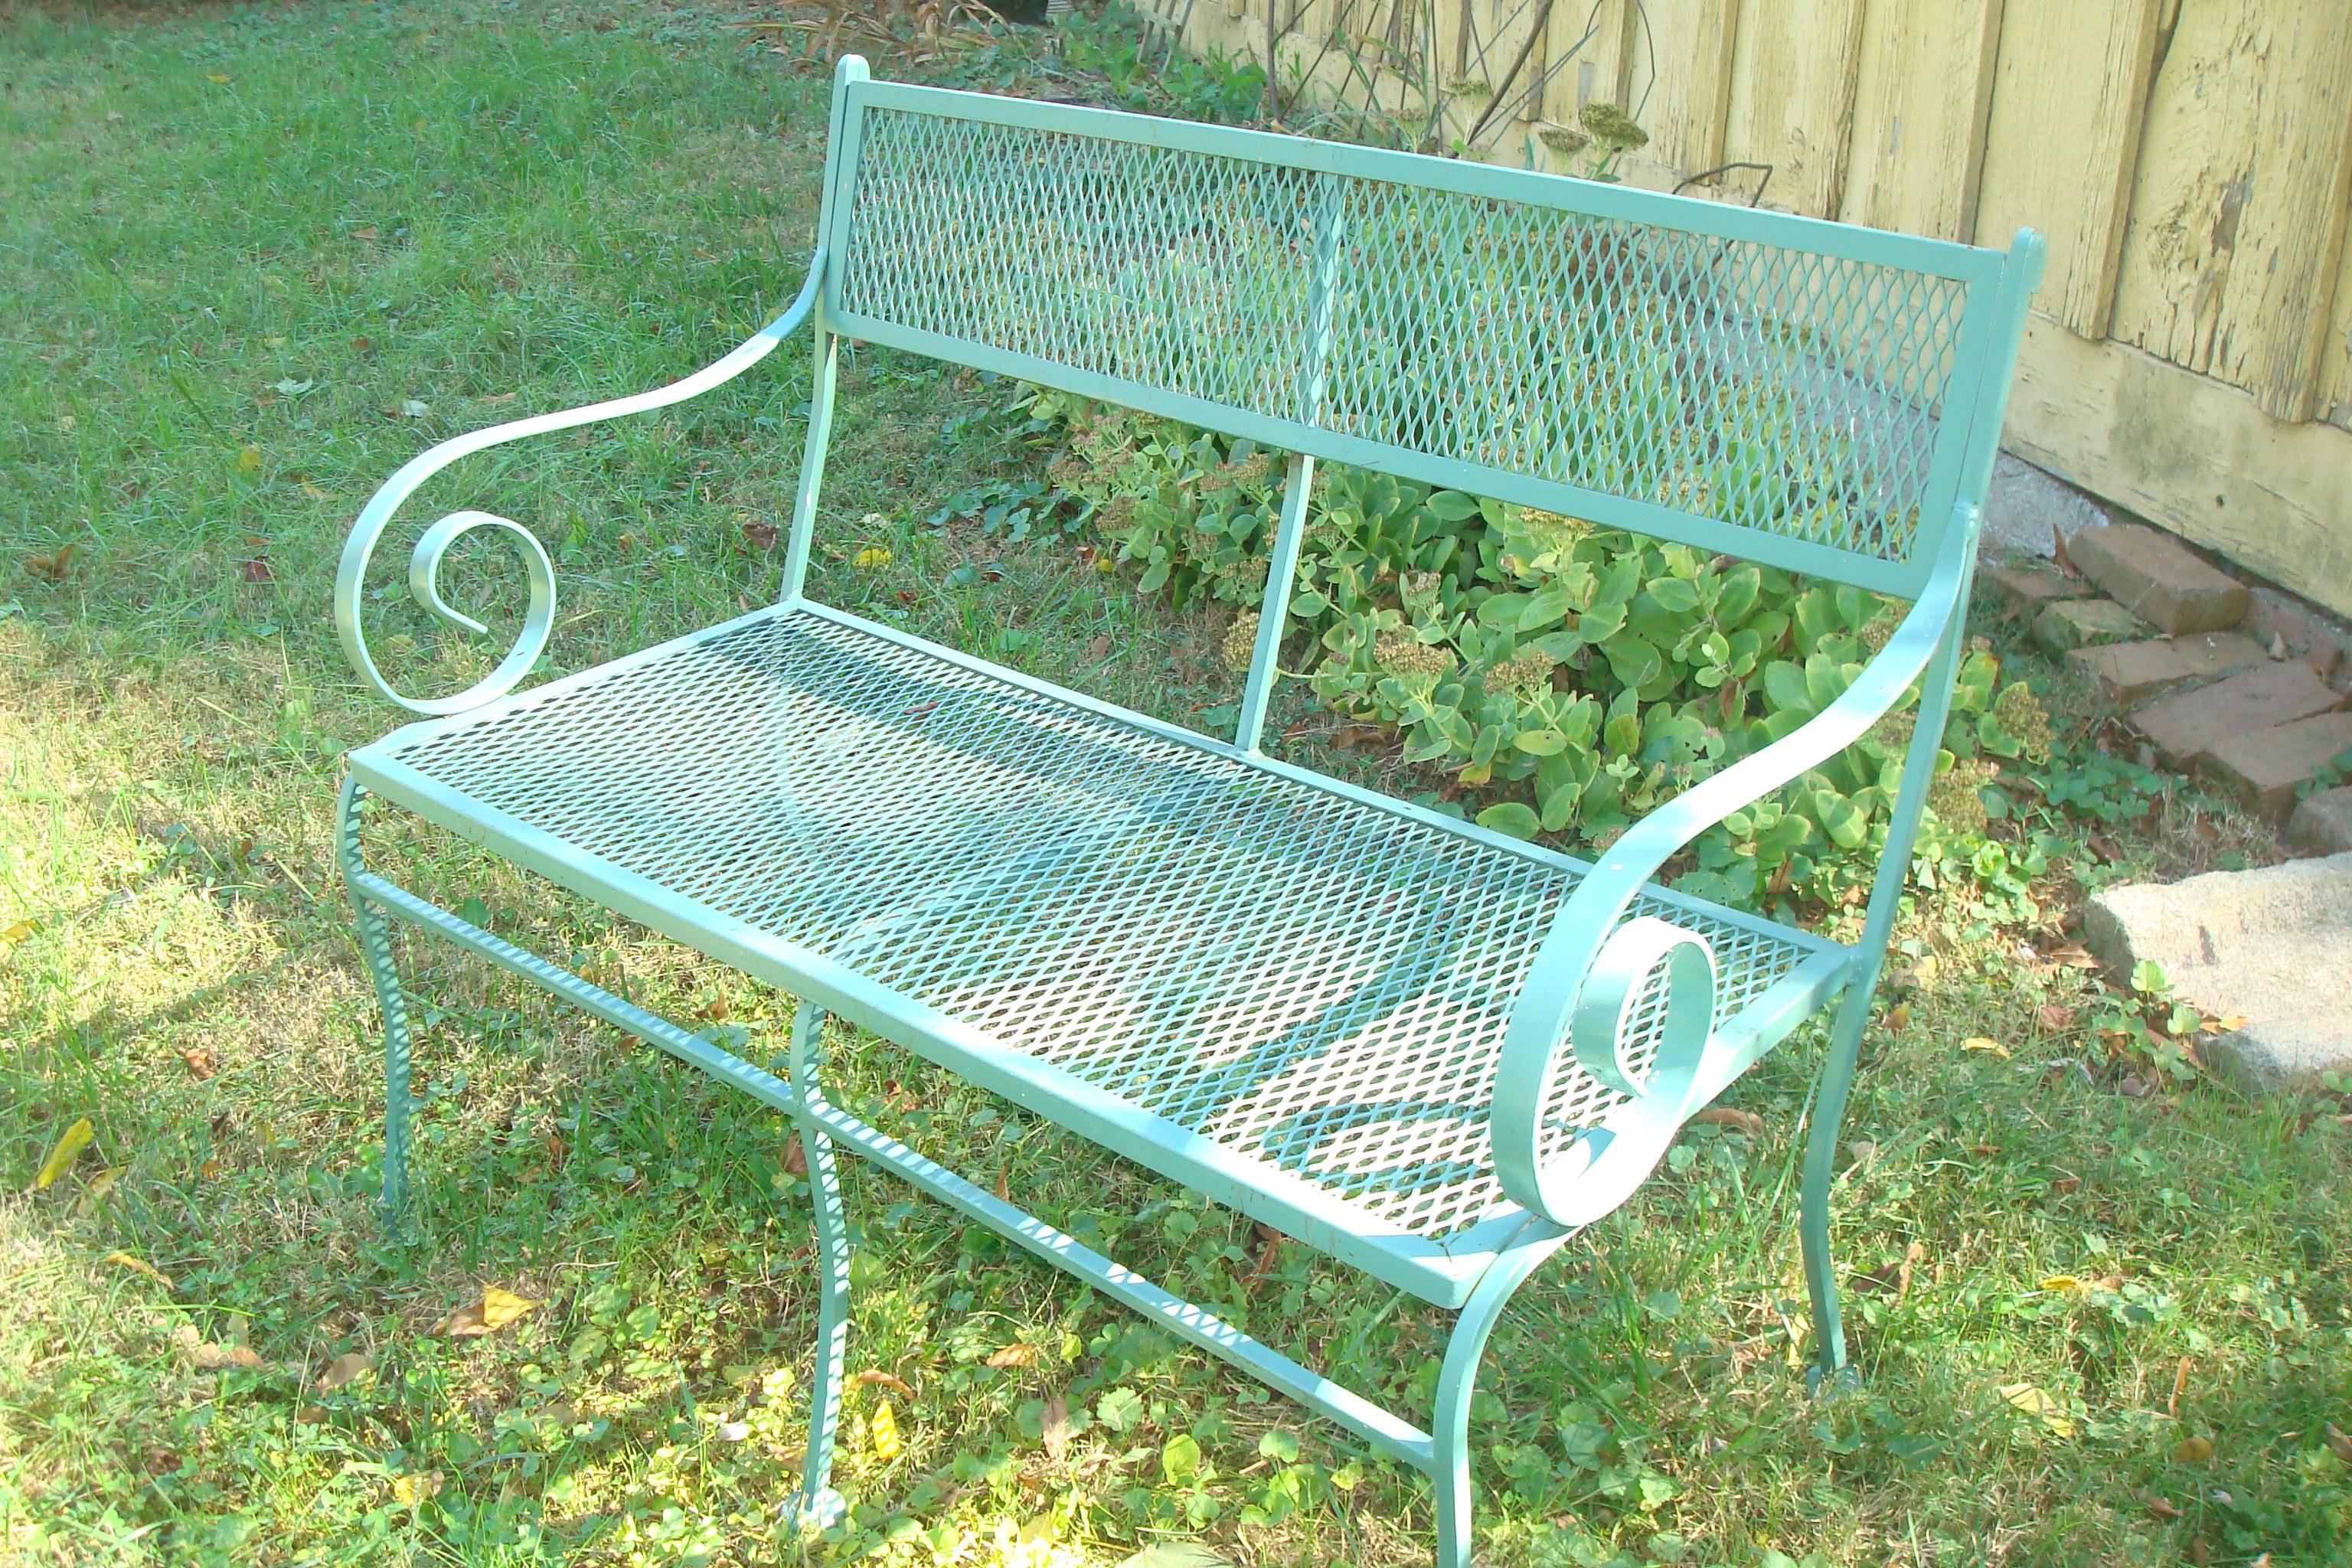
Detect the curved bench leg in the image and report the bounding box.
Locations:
[1431,1230,1569,1568]
[338,779,416,1236]
[786,1004,851,1532]
[1799,982,1871,1388]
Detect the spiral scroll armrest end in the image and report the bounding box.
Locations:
[1494,915,1720,1229]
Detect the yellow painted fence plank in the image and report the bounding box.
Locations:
[2107,0,2352,421]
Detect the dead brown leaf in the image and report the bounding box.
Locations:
[1040,1391,1071,1460]
[850,1367,913,1397]
[2145,1494,2182,1521]
[2324,1422,2352,1464]
[782,1135,808,1178]
[316,1351,372,1391]
[1692,1107,1765,1138]
[351,224,380,240]
[739,520,779,552]
[239,555,274,583]
[23,544,78,583]
[984,1343,1039,1369]
[180,1046,216,1080]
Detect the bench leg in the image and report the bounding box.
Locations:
[338,779,416,1235]
[1799,982,1872,1387]
[786,1004,851,1532]
[1432,1231,1567,1568]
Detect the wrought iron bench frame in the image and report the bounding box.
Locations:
[335,56,2040,1566]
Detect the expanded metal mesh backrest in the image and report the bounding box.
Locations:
[825,85,2011,598]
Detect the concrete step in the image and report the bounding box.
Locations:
[2064,521,2249,635]
[2203,709,2352,823]
[2128,662,2347,769]
[2066,632,2269,708]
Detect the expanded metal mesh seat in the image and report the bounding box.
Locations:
[361,604,1838,1281]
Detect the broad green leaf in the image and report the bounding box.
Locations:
[1423,489,1480,521]
[1602,633,1662,689]
[1478,592,1531,629]
[1514,727,1568,756]
[1811,788,1869,850]
[1476,802,1541,839]
[1803,655,1852,711]
[1645,576,1700,613]
[1517,583,1581,630]
[1762,660,1810,716]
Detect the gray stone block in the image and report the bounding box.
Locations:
[2083,853,2352,1088]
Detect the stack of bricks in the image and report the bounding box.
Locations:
[1979,524,2352,850]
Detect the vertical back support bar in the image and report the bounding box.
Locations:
[1801,230,2043,1379]
[781,55,871,603]
[1235,183,1348,753]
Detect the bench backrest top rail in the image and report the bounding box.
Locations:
[818,74,2030,601]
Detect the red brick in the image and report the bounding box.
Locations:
[2203,710,2352,824]
[2035,598,2145,655]
[2064,523,2249,635]
[2066,633,2269,708]
[1979,556,2076,608]
[2128,662,2345,769]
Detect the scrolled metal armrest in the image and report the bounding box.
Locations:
[1491,915,1720,1227]
[1489,517,1976,1227]
[333,253,826,716]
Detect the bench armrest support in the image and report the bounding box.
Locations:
[334,252,827,716]
[1490,518,1973,1225]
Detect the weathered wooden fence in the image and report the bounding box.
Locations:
[1180,0,2352,616]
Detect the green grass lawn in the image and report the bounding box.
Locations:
[2,3,2348,1565]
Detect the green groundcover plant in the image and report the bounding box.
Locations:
[1025,388,2055,920]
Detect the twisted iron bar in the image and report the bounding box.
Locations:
[332,254,826,716]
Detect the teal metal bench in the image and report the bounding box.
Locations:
[335,56,2038,1564]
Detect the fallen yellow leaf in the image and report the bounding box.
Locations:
[80,1165,126,1210]
[1998,1381,2076,1439]
[1961,1036,2012,1058]
[236,445,263,477]
[29,1117,93,1191]
[172,1323,263,1370]
[390,1470,443,1506]
[442,1285,537,1337]
[869,1397,902,1461]
[104,1250,172,1288]
[1,919,33,945]
[984,1343,1040,1369]
[851,546,893,570]
[2174,1435,2214,1463]
[205,72,232,84]
[2038,1275,2084,1292]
